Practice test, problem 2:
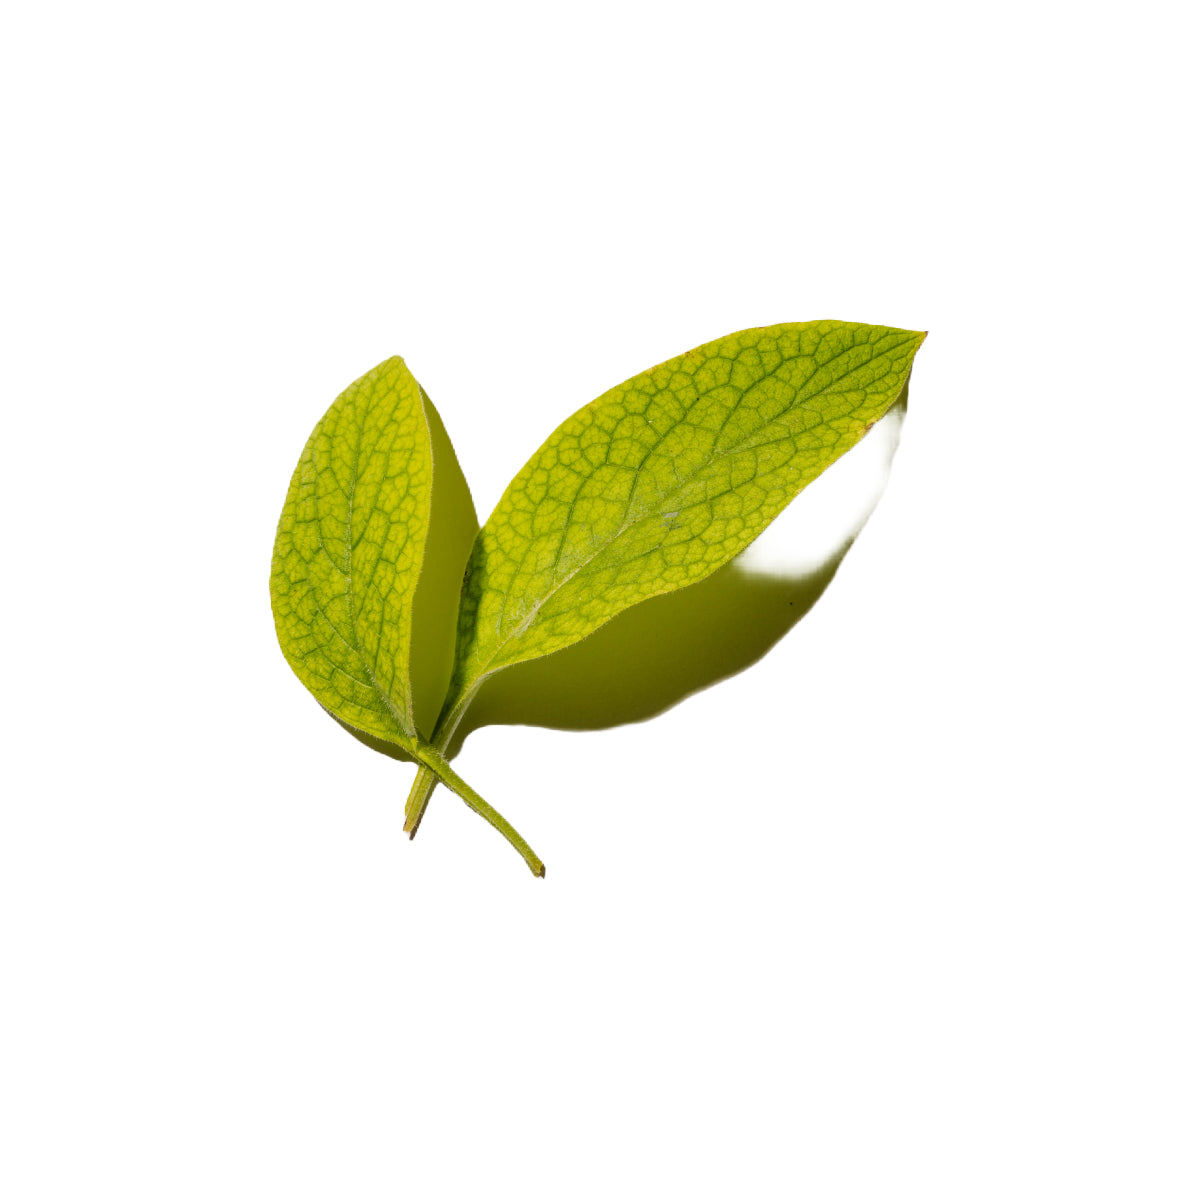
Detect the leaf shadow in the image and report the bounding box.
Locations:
[333,552,847,766]
[443,550,850,755]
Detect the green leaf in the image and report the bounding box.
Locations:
[275,323,925,878]
[271,357,547,877]
[270,356,475,752]
[442,395,906,751]
[435,320,924,743]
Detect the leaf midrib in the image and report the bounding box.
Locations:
[313,386,416,744]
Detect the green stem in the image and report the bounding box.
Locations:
[403,687,479,841]
[403,764,438,839]
[413,748,545,878]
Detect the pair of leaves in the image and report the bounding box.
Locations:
[271,320,926,876]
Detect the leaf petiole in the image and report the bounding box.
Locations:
[404,689,480,841]
[403,764,438,839]
[412,748,545,878]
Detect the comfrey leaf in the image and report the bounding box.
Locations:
[271,357,440,749]
[274,323,926,877]
[272,357,545,875]
[436,321,925,742]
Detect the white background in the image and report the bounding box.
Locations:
[2,2,1197,1196]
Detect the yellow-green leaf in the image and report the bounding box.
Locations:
[270,357,473,752]
[437,320,925,741]
[275,325,926,879]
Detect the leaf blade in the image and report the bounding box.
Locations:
[270,357,437,749]
[442,320,924,727]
